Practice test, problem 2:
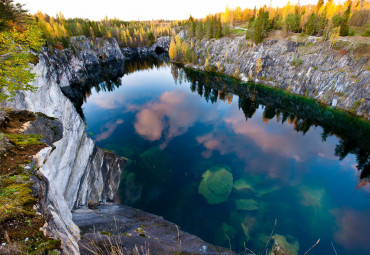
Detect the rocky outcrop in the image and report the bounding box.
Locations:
[121,36,170,59]
[183,35,370,119]
[73,203,233,255]
[1,36,125,254]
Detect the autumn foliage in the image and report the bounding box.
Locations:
[34,12,176,48]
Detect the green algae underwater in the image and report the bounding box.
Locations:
[80,57,370,254]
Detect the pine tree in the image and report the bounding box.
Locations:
[252,9,265,44]
[222,22,230,37]
[340,0,352,36]
[0,0,28,30]
[215,18,222,39]
[205,17,212,39]
[304,13,318,35]
[195,21,203,39]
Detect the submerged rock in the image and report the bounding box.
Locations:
[241,223,250,241]
[235,199,259,211]
[222,222,237,239]
[299,186,325,209]
[198,165,233,204]
[271,234,300,255]
[255,185,280,197]
[233,178,255,194]
[214,222,237,247]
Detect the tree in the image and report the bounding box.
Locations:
[222,22,230,37]
[205,16,213,39]
[251,9,269,44]
[168,38,177,61]
[215,18,222,39]
[284,14,299,34]
[255,58,262,76]
[0,0,28,30]
[195,21,203,39]
[304,13,318,35]
[316,0,324,12]
[0,25,45,101]
[187,15,195,37]
[340,0,352,36]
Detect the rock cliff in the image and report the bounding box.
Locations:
[182,35,369,119]
[1,36,126,254]
[121,36,170,59]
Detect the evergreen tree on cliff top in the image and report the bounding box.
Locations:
[0,0,28,30]
[252,9,269,45]
[340,0,352,36]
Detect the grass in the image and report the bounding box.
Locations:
[349,26,367,36]
[230,28,247,37]
[82,232,150,255]
[4,134,43,147]
[0,109,60,254]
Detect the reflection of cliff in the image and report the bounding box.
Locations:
[124,54,169,75]
[66,55,169,119]
[174,65,370,179]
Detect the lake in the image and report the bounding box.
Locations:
[81,56,370,255]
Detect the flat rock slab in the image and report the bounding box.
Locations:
[73,203,233,255]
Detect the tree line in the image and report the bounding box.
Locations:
[245,0,363,44]
[183,0,370,45]
[185,14,231,40]
[34,12,177,49]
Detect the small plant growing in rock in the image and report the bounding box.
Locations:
[233,67,240,79]
[255,58,262,76]
[0,133,6,152]
[350,100,362,113]
[290,58,303,66]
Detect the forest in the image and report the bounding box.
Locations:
[168,0,370,61]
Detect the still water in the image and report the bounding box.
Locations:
[81,57,370,254]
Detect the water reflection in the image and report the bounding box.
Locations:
[175,65,370,179]
[134,91,217,148]
[332,208,370,253]
[79,56,370,254]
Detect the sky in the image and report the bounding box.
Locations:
[18,0,320,21]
